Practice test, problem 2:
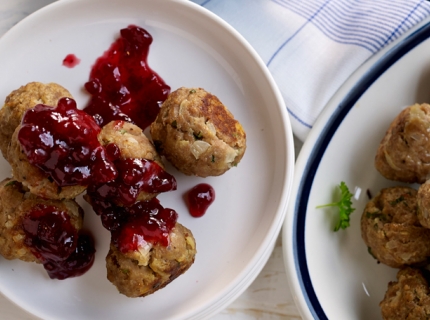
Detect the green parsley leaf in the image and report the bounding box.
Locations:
[316,181,355,232]
[4,180,16,187]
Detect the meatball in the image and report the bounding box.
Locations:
[0,82,72,160]
[380,267,430,319]
[0,178,83,262]
[417,180,430,229]
[375,103,430,184]
[93,120,172,205]
[98,121,162,164]
[361,186,430,268]
[106,222,196,297]
[150,87,246,177]
[7,127,86,200]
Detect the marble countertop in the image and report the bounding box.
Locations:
[0,1,303,319]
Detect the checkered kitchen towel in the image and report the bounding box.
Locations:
[192,0,430,141]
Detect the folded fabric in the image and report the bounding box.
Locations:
[192,0,430,141]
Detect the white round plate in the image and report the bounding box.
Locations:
[0,0,295,319]
[283,16,430,320]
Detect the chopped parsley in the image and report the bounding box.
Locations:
[389,195,406,206]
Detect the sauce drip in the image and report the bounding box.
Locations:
[62,54,81,68]
[22,205,95,279]
[187,183,215,217]
[87,143,177,206]
[90,198,178,251]
[83,25,170,129]
[18,97,117,187]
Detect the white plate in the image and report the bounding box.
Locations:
[283,16,430,320]
[0,0,295,319]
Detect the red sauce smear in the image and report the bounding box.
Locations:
[187,183,215,217]
[87,142,177,206]
[90,198,178,252]
[18,97,117,187]
[22,205,95,280]
[83,25,170,129]
[62,54,81,68]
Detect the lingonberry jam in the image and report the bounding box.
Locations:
[22,204,95,279]
[44,233,95,280]
[90,198,177,251]
[62,54,80,68]
[87,143,177,206]
[186,183,215,217]
[18,97,117,187]
[83,25,170,129]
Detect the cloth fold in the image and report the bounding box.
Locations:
[192,0,430,141]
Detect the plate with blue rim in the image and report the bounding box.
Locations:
[283,16,430,320]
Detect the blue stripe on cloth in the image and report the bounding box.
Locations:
[287,108,313,129]
[200,0,212,6]
[267,0,332,66]
[381,2,424,47]
[272,0,430,53]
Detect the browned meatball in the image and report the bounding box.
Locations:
[150,87,246,177]
[0,82,72,160]
[0,178,83,262]
[106,222,196,297]
[380,267,430,319]
[7,127,86,200]
[97,120,166,204]
[361,186,430,268]
[375,103,430,184]
[417,180,430,229]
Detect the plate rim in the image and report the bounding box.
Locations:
[0,0,296,319]
[283,16,430,320]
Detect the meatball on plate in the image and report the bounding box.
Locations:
[375,103,430,184]
[151,87,246,177]
[361,186,430,268]
[0,178,95,279]
[0,82,72,160]
[380,267,430,320]
[106,222,196,298]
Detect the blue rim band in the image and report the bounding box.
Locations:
[293,20,430,319]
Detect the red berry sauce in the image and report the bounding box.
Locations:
[62,54,81,68]
[18,97,117,187]
[87,143,177,206]
[22,205,95,279]
[90,197,178,251]
[187,183,215,217]
[83,25,170,129]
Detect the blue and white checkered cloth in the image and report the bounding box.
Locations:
[192,0,430,141]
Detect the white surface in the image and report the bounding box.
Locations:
[284,15,430,320]
[0,0,295,319]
